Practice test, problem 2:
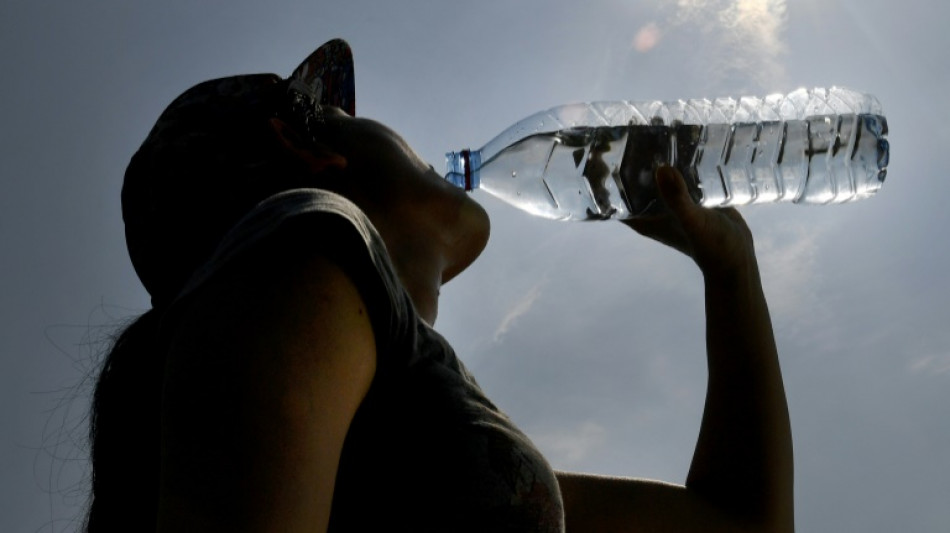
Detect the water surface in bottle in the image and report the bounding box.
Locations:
[478,114,888,221]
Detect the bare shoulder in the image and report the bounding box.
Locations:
[164,234,378,394]
[158,240,376,532]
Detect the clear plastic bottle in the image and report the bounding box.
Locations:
[445,87,889,221]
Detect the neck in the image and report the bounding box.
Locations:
[386,239,445,325]
[358,189,488,328]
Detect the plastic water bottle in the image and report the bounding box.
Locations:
[445,87,889,221]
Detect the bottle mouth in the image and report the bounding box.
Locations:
[445,149,480,191]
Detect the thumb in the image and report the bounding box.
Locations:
[655,166,692,214]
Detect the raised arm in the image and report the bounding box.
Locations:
[557,166,793,532]
[156,235,376,533]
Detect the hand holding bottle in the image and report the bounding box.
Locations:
[624,165,757,280]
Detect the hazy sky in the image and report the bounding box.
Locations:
[2,0,948,531]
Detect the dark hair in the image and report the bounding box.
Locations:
[85,80,332,532]
[85,310,163,531]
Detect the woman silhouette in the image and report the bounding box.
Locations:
[86,39,793,532]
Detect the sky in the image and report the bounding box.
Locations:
[1,0,948,531]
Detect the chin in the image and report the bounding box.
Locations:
[442,200,490,284]
[464,198,491,258]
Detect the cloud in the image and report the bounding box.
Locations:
[658,0,789,91]
[493,277,547,342]
[909,354,950,377]
[750,218,850,355]
[756,222,823,322]
[529,421,607,466]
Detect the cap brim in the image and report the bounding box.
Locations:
[290,38,356,116]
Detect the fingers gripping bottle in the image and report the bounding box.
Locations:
[445,87,889,221]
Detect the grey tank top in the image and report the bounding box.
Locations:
[172,188,565,532]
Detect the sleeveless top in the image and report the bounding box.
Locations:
[170,188,565,532]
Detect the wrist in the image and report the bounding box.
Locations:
[699,248,761,290]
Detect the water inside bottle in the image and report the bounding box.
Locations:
[478,114,888,221]
[477,126,635,220]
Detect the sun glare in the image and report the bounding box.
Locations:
[662,0,790,90]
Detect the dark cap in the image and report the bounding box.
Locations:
[122,39,355,306]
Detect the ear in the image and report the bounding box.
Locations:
[268,117,348,174]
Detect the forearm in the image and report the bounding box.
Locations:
[686,258,794,530]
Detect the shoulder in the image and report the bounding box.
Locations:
[155,189,387,530]
[158,187,390,435]
[157,247,376,531]
[170,187,403,344]
[159,188,384,438]
[156,211,380,529]
[163,203,379,391]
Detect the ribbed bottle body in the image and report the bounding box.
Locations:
[446,87,889,221]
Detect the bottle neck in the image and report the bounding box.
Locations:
[444,149,482,191]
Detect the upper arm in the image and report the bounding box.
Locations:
[557,471,787,533]
[158,247,376,532]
